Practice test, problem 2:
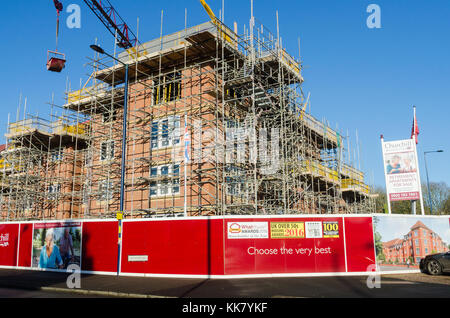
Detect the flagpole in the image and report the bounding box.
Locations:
[411,106,416,215]
[413,134,426,215]
[412,105,425,215]
[380,135,392,214]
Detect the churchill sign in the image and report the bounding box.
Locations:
[381,137,425,214]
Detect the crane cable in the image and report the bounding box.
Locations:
[53,0,63,52]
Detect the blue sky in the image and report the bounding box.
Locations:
[0,0,449,188]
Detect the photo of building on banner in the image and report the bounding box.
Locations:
[373,215,450,272]
[381,137,425,214]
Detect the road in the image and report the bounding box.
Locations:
[0,269,449,298]
[0,287,104,298]
[379,266,419,272]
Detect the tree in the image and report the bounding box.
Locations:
[373,216,386,262]
[373,187,387,214]
[391,200,423,215]
[372,182,450,215]
[373,187,421,214]
[422,182,450,215]
[442,194,450,214]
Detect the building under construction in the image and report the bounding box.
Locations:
[0,12,375,221]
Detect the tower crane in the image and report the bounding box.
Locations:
[82,0,138,49]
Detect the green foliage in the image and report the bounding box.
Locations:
[373,187,387,213]
[374,231,385,261]
[373,182,450,215]
[72,228,81,249]
[443,196,450,214]
[391,200,423,215]
[422,182,450,215]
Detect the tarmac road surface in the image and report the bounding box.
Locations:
[0,269,449,298]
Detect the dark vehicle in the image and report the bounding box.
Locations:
[420,252,450,275]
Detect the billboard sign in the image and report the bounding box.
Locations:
[227,222,269,239]
[32,222,82,270]
[381,138,423,207]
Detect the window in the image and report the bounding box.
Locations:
[99,180,113,201]
[414,230,418,237]
[103,109,117,123]
[149,164,180,197]
[101,141,115,161]
[153,71,182,105]
[425,248,428,254]
[225,165,247,197]
[50,149,64,162]
[150,116,180,149]
[82,183,90,206]
[48,184,61,200]
[416,248,420,255]
[415,239,419,246]
[22,197,33,210]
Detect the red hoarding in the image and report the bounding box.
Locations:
[120,219,225,275]
[81,221,118,273]
[344,217,376,272]
[0,216,378,276]
[0,223,19,267]
[18,223,33,267]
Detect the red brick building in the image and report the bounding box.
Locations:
[0,20,375,221]
[383,221,449,264]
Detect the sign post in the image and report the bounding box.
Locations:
[116,211,123,276]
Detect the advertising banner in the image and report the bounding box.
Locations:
[373,215,450,272]
[227,222,269,239]
[225,217,350,275]
[31,222,82,270]
[381,138,422,202]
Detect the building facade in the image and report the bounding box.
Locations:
[383,221,449,264]
[0,20,375,221]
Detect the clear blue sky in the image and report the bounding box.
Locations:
[0,0,449,189]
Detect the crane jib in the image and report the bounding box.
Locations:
[83,0,138,49]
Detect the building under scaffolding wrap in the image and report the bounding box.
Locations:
[0,19,375,221]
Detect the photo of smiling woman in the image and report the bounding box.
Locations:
[39,230,63,269]
[32,222,82,270]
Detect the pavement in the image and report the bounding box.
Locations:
[0,269,449,298]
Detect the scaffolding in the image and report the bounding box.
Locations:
[0,17,375,221]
